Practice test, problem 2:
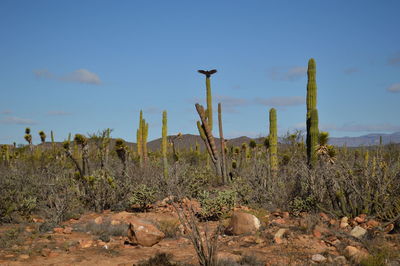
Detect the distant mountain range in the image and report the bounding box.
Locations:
[328,132,400,147]
[5,132,400,150]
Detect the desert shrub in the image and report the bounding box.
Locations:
[75,220,127,242]
[156,218,180,238]
[138,252,181,266]
[197,189,236,221]
[216,254,264,266]
[129,184,157,211]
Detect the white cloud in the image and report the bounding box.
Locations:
[268,66,307,81]
[60,69,101,85]
[33,68,101,85]
[387,83,400,92]
[1,116,37,125]
[47,111,72,116]
[343,67,359,75]
[255,96,305,107]
[0,110,12,115]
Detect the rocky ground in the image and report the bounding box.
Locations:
[0,199,399,266]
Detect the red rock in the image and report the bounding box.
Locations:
[79,239,93,248]
[111,220,121,225]
[41,248,51,257]
[274,228,287,244]
[271,218,286,225]
[366,220,380,228]
[63,227,73,234]
[344,246,368,263]
[340,217,349,229]
[226,212,261,235]
[94,216,103,224]
[53,227,64,234]
[19,254,29,260]
[354,216,366,224]
[281,212,290,219]
[319,212,329,221]
[33,217,45,223]
[127,219,165,247]
[384,224,394,233]
[313,229,322,238]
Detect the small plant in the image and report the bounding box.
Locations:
[198,189,236,220]
[129,184,157,211]
[156,218,180,238]
[138,252,180,266]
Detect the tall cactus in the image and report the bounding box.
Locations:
[198,69,217,131]
[142,118,149,164]
[269,108,278,174]
[137,110,143,166]
[50,130,56,153]
[218,103,228,183]
[306,58,319,167]
[162,110,168,179]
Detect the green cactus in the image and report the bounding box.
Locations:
[137,110,143,166]
[39,131,46,144]
[269,108,278,174]
[162,110,168,179]
[308,109,319,167]
[142,118,149,164]
[306,58,319,167]
[198,69,217,131]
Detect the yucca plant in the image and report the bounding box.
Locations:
[115,138,127,175]
[39,130,46,144]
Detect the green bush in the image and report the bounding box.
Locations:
[129,184,157,211]
[198,189,237,221]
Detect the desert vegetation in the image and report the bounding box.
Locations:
[0,59,399,265]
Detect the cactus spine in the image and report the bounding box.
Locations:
[269,108,278,175]
[162,110,168,179]
[306,58,319,167]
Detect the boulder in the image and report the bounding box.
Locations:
[225,212,261,235]
[350,226,366,238]
[344,246,369,263]
[127,219,165,247]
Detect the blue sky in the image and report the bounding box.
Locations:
[1,0,400,144]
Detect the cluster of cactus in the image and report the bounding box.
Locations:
[137,110,149,166]
[196,69,228,183]
[306,58,319,168]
